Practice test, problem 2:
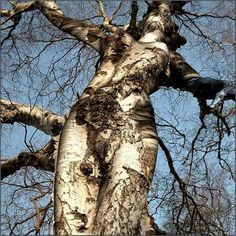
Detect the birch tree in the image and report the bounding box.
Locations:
[1,0,235,235]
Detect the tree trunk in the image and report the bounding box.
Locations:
[54,28,170,234]
[1,0,234,234]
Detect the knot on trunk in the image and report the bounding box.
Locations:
[80,163,93,176]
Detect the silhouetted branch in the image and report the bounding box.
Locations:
[1,139,56,180]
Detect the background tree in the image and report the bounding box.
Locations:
[1,0,235,235]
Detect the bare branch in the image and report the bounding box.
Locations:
[34,0,107,51]
[124,0,140,40]
[0,1,36,45]
[129,0,138,30]
[183,9,235,21]
[96,0,118,33]
[8,200,52,235]
[1,139,56,180]
[167,51,236,103]
[157,137,186,188]
[1,1,35,23]
[157,136,218,231]
[1,0,107,51]
[1,99,65,136]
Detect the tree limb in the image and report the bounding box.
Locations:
[1,0,107,51]
[1,139,56,180]
[96,0,118,33]
[129,0,138,30]
[125,0,140,40]
[167,51,235,105]
[1,99,65,136]
[170,1,190,15]
[145,0,189,15]
[34,0,107,51]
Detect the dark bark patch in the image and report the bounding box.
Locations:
[51,119,63,135]
[84,125,110,181]
[85,125,98,160]
[44,112,50,117]
[95,138,110,177]
[80,162,93,176]
[75,99,89,125]
[83,87,94,96]
[86,197,96,203]
[78,89,122,130]
[101,31,132,64]
[87,28,103,43]
[72,209,88,231]
[75,118,86,125]
[97,70,107,76]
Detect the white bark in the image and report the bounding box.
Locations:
[1,99,65,136]
[1,1,235,234]
[54,109,100,235]
[54,14,170,233]
[34,0,106,51]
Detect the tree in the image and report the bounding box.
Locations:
[1,0,235,235]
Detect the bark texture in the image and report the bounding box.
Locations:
[1,139,56,179]
[0,99,65,136]
[1,0,235,235]
[34,0,106,51]
[54,2,172,235]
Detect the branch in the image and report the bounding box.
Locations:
[145,0,190,16]
[1,0,107,51]
[1,99,65,136]
[96,0,118,33]
[157,136,223,232]
[140,1,186,50]
[1,2,36,45]
[167,51,235,105]
[157,137,186,189]
[125,0,140,40]
[170,1,190,15]
[34,0,107,51]
[1,1,35,22]
[183,9,235,21]
[1,139,56,180]
[129,0,138,30]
